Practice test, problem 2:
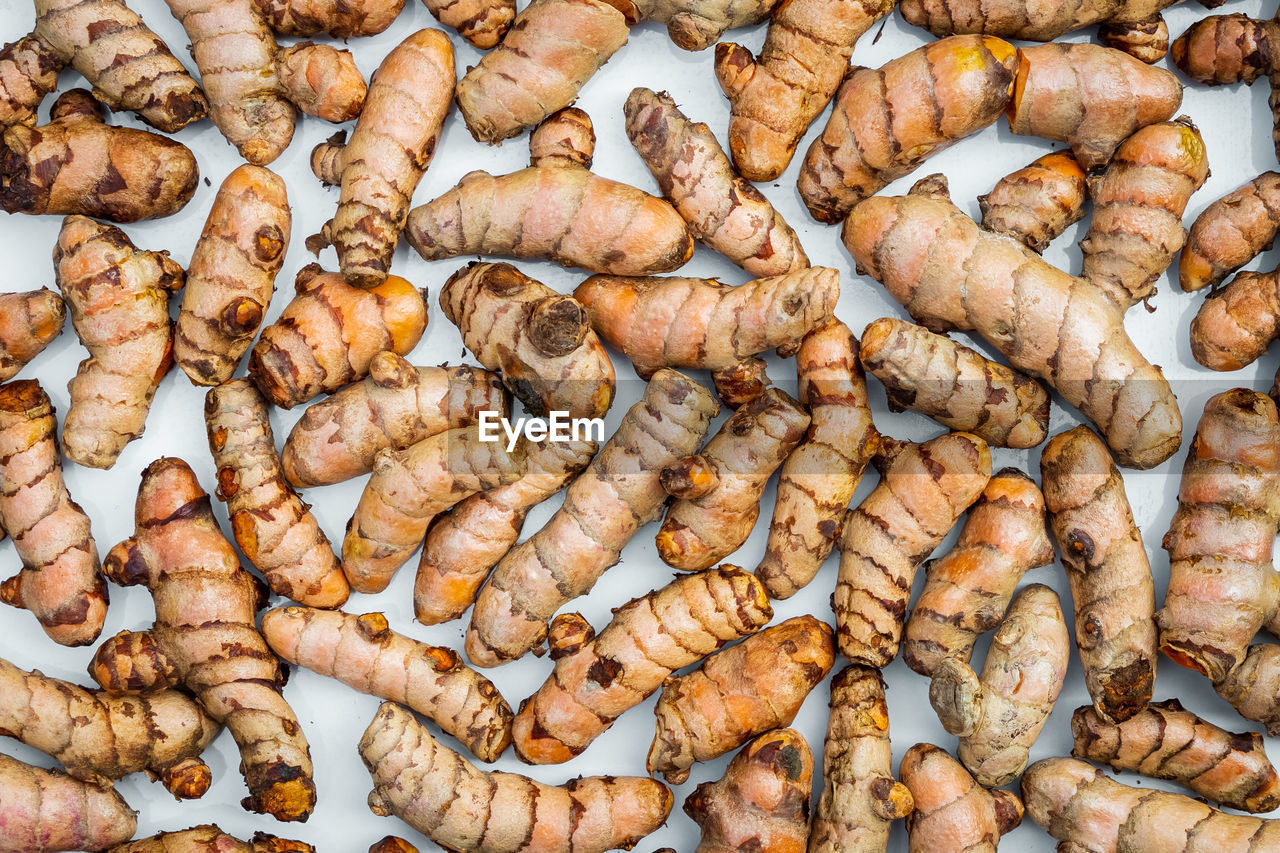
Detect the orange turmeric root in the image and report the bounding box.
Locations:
[0,288,63,382]
[0,379,105,647]
[835,431,992,668]
[253,0,403,36]
[901,743,1023,853]
[511,565,772,764]
[1217,643,1280,735]
[110,826,314,852]
[361,701,673,853]
[0,752,136,853]
[978,150,1088,253]
[368,839,417,853]
[1181,173,1280,293]
[904,468,1053,677]
[683,728,813,853]
[418,0,514,47]
[248,266,428,409]
[0,35,64,127]
[1190,265,1280,371]
[262,607,513,762]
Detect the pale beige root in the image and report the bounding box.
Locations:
[0,380,105,647]
[656,387,809,570]
[98,457,315,822]
[361,701,674,853]
[647,615,835,784]
[859,317,1051,449]
[276,43,365,122]
[1192,267,1280,371]
[1217,643,1280,735]
[842,177,1184,470]
[205,380,347,609]
[0,656,220,799]
[420,0,514,47]
[1042,425,1157,723]
[54,216,182,470]
[797,35,1018,223]
[623,87,807,277]
[575,268,838,379]
[440,262,615,419]
[32,0,207,132]
[454,0,627,144]
[262,607,513,762]
[407,109,695,276]
[903,468,1053,677]
[1022,757,1280,853]
[714,0,893,181]
[624,0,778,50]
[310,29,452,289]
[109,826,315,852]
[1006,42,1184,170]
[1080,118,1209,309]
[756,320,876,599]
[978,150,1088,253]
[465,369,718,667]
[343,427,527,594]
[1158,389,1280,684]
[0,288,64,382]
[928,583,1069,787]
[414,437,596,626]
[368,839,417,853]
[0,35,62,127]
[248,266,428,409]
[511,566,772,764]
[835,431,992,668]
[1072,699,1280,812]
[254,0,403,36]
[808,665,914,853]
[900,743,1023,853]
[1181,173,1280,292]
[281,354,506,488]
[0,752,137,853]
[1099,15,1170,64]
[174,164,290,387]
[683,728,813,853]
[1,90,199,222]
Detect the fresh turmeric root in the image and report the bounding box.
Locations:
[419,0,513,47]
[656,387,809,570]
[797,35,1018,223]
[511,565,772,764]
[407,109,694,276]
[1,90,198,222]
[109,827,314,853]
[440,262,615,419]
[253,0,403,36]
[367,839,416,853]
[248,266,428,409]
[0,379,105,647]
[836,431,992,668]
[622,87,808,277]
[1181,173,1280,293]
[0,288,63,382]
[1190,265,1280,371]
[843,175,1184,469]
[683,728,813,853]
[1023,757,1280,853]
[55,216,183,470]
[1217,644,1280,735]
[454,0,627,144]
[575,268,838,380]
[0,752,137,853]
[859,318,1051,449]
[262,607,513,762]
[96,457,315,822]
[414,437,596,626]
[1043,425,1158,723]
[904,469,1053,677]
[465,369,718,667]
[647,615,835,784]
[205,380,347,608]
[174,164,290,387]
[929,583,1070,787]
[1159,389,1280,684]
[978,150,1088,253]
[308,28,451,289]
[756,319,876,599]
[807,665,914,853]
[900,743,1023,853]
[0,0,207,131]
[361,701,673,853]
[0,656,219,799]
[622,0,778,50]
[1005,43,1184,170]
[713,0,894,182]
[1072,699,1280,813]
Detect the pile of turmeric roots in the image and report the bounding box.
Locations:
[9,0,1280,849]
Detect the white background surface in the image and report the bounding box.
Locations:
[1,0,1279,849]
